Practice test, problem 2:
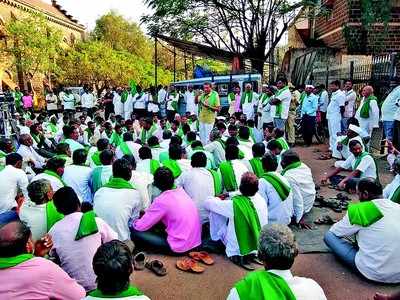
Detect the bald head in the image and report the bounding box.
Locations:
[362,85,374,97]
[0,221,31,257]
[239,172,259,197]
[19,134,32,146]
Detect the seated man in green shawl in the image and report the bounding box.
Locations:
[85,240,150,300]
[325,178,400,283]
[228,224,327,300]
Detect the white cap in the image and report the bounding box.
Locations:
[305,84,315,89]
[348,124,361,135]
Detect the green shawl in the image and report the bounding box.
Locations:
[281,161,302,176]
[235,270,296,300]
[150,159,160,175]
[44,170,67,187]
[88,285,144,298]
[75,211,99,240]
[46,200,64,231]
[208,169,222,196]
[140,124,157,144]
[228,92,236,103]
[348,201,383,227]
[360,95,377,119]
[110,131,123,147]
[163,159,182,178]
[47,123,58,134]
[276,137,289,151]
[233,195,261,255]
[259,93,270,106]
[219,160,238,192]
[103,177,135,189]
[390,186,400,204]
[199,91,219,112]
[121,90,129,103]
[0,254,34,269]
[119,142,133,156]
[91,151,102,166]
[241,91,253,104]
[261,172,291,201]
[353,152,379,182]
[249,157,264,178]
[275,86,289,118]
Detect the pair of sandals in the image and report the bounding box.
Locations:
[314,196,349,213]
[230,254,263,271]
[133,252,167,276]
[176,251,214,274]
[314,214,337,225]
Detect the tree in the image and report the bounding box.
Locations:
[1,12,62,85]
[143,0,311,74]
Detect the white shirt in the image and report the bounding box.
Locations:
[204,193,268,257]
[0,165,29,213]
[318,90,329,112]
[258,173,293,225]
[381,86,400,121]
[283,163,315,223]
[113,93,124,116]
[271,88,292,119]
[133,93,147,109]
[124,94,134,120]
[342,153,377,179]
[93,186,142,240]
[204,140,225,167]
[383,174,400,200]
[62,94,75,110]
[220,160,248,193]
[116,141,141,162]
[63,165,93,203]
[241,92,259,120]
[31,172,64,192]
[130,170,153,210]
[344,89,357,118]
[81,93,95,109]
[227,269,327,300]
[46,94,58,110]
[19,201,47,241]
[185,91,197,114]
[147,94,159,113]
[17,144,46,168]
[355,97,380,132]
[178,167,215,223]
[330,199,400,283]
[238,139,254,160]
[167,93,179,111]
[327,90,346,120]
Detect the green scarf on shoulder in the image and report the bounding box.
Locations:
[163,159,182,178]
[75,211,99,240]
[233,195,261,255]
[208,169,222,196]
[360,95,377,119]
[275,86,289,118]
[249,157,263,178]
[0,254,34,269]
[119,141,133,156]
[281,161,302,176]
[228,92,236,103]
[348,200,383,227]
[103,177,135,189]
[44,170,67,187]
[140,124,157,144]
[91,151,102,166]
[88,285,144,298]
[110,131,123,147]
[46,200,64,231]
[390,186,400,204]
[261,172,291,201]
[150,159,160,175]
[276,137,289,151]
[219,160,238,192]
[241,91,253,104]
[353,152,379,182]
[235,270,296,300]
[121,90,129,103]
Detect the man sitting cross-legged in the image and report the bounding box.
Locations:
[91,149,114,194]
[94,158,142,241]
[0,221,85,299]
[321,140,378,192]
[324,178,400,283]
[31,157,66,192]
[84,240,150,300]
[281,150,315,228]
[218,144,248,193]
[204,172,268,270]
[228,224,327,300]
[131,167,201,254]
[50,187,118,291]
[258,152,294,225]
[242,142,266,178]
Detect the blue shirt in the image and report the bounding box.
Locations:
[301,93,318,117]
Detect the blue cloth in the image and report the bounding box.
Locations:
[273,118,286,130]
[301,93,319,117]
[324,231,359,272]
[0,210,19,226]
[383,120,395,141]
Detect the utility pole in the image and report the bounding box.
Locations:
[154,34,158,87]
[173,46,176,82]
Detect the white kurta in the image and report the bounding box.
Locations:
[62,165,93,203]
[355,97,380,136]
[124,94,134,120]
[326,90,346,151]
[185,91,197,115]
[241,92,259,120]
[204,140,225,167]
[113,93,124,117]
[31,173,64,192]
[341,153,377,179]
[383,174,400,200]
[0,165,29,214]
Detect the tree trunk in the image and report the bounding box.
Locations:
[251,58,265,75]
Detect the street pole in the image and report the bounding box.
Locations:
[154,34,158,87]
[173,46,176,82]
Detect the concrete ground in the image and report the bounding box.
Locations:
[130,144,399,300]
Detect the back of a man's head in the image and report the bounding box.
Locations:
[238,126,250,140]
[112,158,132,181]
[45,157,65,173]
[357,178,383,201]
[147,136,159,147]
[123,132,133,142]
[262,152,278,172]
[55,143,70,156]
[100,150,114,165]
[258,224,298,270]
[53,186,80,215]
[225,144,239,161]
[6,153,22,167]
[0,221,31,257]
[138,146,152,160]
[239,172,259,197]
[72,149,87,165]
[191,151,207,168]
[27,179,52,205]
[97,139,110,152]
[163,130,172,140]
[153,167,174,192]
[170,135,182,146]
[186,131,197,143]
[252,143,265,158]
[121,155,137,171]
[280,150,300,169]
[93,240,133,295]
[169,144,182,160]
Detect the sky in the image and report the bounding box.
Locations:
[44,0,150,29]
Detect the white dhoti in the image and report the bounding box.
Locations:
[124,99,133,120]
[199,122,214,145]
[328,116,342,155]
